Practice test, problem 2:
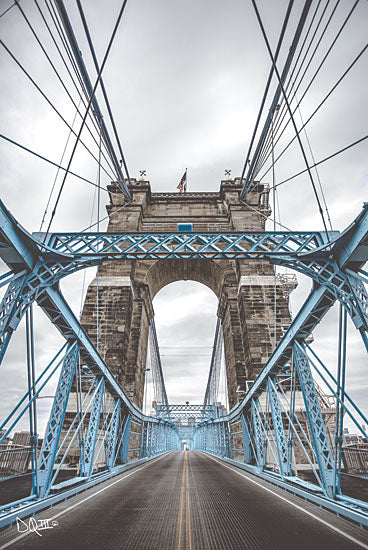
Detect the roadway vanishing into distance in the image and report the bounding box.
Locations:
[0,451,367,550]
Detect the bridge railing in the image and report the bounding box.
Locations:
[192,335,368,524]
[0,340,180,523]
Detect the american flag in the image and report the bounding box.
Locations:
[177,170,187,193]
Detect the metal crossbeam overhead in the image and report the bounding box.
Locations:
[40,229,335,259]
[1,198,368,526]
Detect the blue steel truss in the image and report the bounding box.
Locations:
[36,343,79,498]
[0,199,368,527]
[81,378,105,478]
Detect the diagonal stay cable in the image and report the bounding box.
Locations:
[0,39,114,182]
[270,133,368,191]
[238,0,294,189]
[76,0,131,185]
[258,0,361,180]
[39,99,82,232]
[16,1,117,177]
[0,1,18,18]
[259,41,368,183]
[34,0,117,176]
[0,133,110,192]
[250,0,329,236]
[44,0,130,239]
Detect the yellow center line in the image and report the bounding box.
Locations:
[185,452,192,550]
[177,452,187,550]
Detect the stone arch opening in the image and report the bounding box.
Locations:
[143,280,219,413]
[80,179,294,410]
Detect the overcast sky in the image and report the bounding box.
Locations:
[0,0,367,435]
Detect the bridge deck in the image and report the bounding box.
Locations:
[1,451,367,550]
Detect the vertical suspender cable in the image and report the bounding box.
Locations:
[54,0,131,198]
[249,0,330,237]
[241,0,313,200]
[44,0,131,238]
[239,0,294,191]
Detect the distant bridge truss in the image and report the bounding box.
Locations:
[0,199,368,528]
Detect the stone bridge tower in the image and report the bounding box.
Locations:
[81,178,295,409]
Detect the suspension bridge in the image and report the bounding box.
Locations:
[0,0,368,549]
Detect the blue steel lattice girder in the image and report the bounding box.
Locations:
[1,198,367,386]
[81,378,105,478]
[139,421,148,459]
[42,229,333,260]
[293,342,335,497]
[251,399,266,469]
[36,343,78,498]
[106,399,120,470]
[267,378,291,478]
[241,414,252,463]
[121,413,131,464]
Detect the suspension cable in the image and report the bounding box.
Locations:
[0,133,109,192]
[241,0,313,199]
[0,40,114,182]
[259,41,368,182]
[239,0,294,189]
[251,0,330,235]
[76,0,131,186]
[259,0,360,178]
[44,0,130,238]
[255,0,333,176]
[54,0,131,196]
[263,0,338,162]
[34,0,117,176]
[16,1,112,166]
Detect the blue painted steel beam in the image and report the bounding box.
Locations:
[81,378,105,478]
[106,400,120,470]
[36,343,79,498]
[251,399,266,469]
[267,378,291,478]
[293,342,335,497]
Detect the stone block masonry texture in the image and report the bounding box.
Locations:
[77,178,295,410]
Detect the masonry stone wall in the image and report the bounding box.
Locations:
[80,178,295,410]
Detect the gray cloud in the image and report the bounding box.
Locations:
[0,0,367,435]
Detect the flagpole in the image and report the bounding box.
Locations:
[185,168,187,193]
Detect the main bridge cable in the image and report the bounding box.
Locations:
[44,0,130,239]
[54,0,131,196]
[0,132,110,192]
[249,0,330,238]
[238,0,294,195]
[14,1,116,179]
[270,133,368,191]
[0,1,18,19]
[240,0,313,200]
[255,0,334,178]
[75,0,131,188]
[0,39,114,182]
[258,0,362,182]
[258,39,368,184]
[33,0,117,177]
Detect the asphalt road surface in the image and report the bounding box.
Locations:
[1,451,367,550]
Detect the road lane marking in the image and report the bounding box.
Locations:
[186,452,192,550]
[177,452,186,550]
[205,453,368,550]
[0,453,169,550]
